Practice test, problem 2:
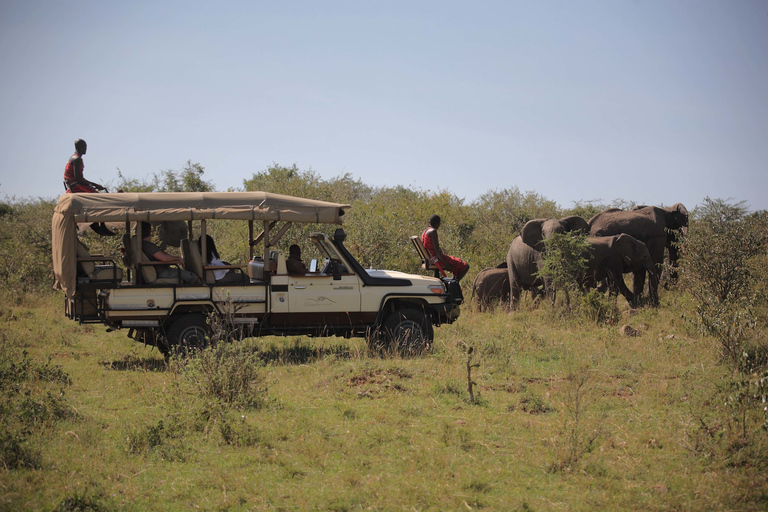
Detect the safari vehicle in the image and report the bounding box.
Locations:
[52,191,462,354]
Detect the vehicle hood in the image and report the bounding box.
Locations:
[365,269,442,286]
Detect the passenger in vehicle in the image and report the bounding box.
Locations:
[199,235,249,284]
[422,214,469,282]
[286,244,308,275]
[139,222,200,285]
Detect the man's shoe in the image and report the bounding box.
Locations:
[90,222,117,236]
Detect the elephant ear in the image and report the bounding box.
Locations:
[158,221,189,248]
[561,215,589,234]
[671,203,689,228]
[613,234,635,267]
[521,219,546,252]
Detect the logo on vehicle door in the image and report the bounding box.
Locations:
[305,296,337,307]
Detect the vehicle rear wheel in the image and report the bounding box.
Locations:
[166,313,211,353]
[377,308,433,356]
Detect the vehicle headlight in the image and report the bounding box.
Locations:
[428,285,445,294]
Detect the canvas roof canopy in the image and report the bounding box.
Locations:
[52,191,350,297]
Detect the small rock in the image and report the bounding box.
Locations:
[665,334,675,340]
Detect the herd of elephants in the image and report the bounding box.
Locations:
[470,203,689,311]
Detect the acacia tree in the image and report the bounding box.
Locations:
[678,198,768,439]
[115,161,214,193]
[678,198,766,365]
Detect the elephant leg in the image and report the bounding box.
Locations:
[616,273,635,306]
[510,281,521,310]
[509,268,522,311]
[543,277,556,306]
[647,269,660,307]
[633,271,646,302]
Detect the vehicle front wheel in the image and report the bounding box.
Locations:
[376,308,433,356]
[165,313,211,354]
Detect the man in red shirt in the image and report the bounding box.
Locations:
[64,139,115,236]
[64,139,106,193]
[421,214,469,282]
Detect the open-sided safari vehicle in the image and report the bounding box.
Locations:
[52,191,462,354]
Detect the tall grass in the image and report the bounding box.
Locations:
[0,289,767,510]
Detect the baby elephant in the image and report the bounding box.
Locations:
[583,234,659,306]
[471,267,510,312]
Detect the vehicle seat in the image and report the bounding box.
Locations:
[181,239,208,282]
[410,235,446,278]
[271,251,287,274]
[123,234,181,285]
[75,239,123,282]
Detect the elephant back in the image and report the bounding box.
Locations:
[507,236,541,289]
[522,216,589,252]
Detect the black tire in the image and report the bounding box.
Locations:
[377,308,433,356]
[165,313,211,353]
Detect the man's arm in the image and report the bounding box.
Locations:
[151,250,183,264]
[72,158,105,190]
[427,230,449,266]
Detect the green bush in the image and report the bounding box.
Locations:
[580,289,620,325]
[0,198,56,294]
[536,232,590,308]
[169,341,268,410]
[679,198,766,364]
[0,337,73,469]
[679,197,768,454]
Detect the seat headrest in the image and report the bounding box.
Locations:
[188,240,204,278]
[76,239,95,276]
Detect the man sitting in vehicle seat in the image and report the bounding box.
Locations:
[286,244,308,275]
[421,214,469,282]
[139,222,200,285]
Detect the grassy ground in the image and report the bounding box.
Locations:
[1,291,767,511]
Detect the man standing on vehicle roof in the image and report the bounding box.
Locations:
[422,214,469,282]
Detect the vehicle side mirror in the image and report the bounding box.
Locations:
[310,259,317,272]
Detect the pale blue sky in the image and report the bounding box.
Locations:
[1,1,766,211]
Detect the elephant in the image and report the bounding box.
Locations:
[588,203,688,302]
[470,267,510,312]
[506,236,546,308]
[157,221,190,249]
[581,234,659,306]
[506,215,589,308]
[521,215,590,252]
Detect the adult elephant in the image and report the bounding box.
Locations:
[157,221,189,249]
[507,215,590,308]
[521,216,590,253]
[588,204,688,302]
[582,235,659,306]
[470,267,510,312]
[506,236,545,308]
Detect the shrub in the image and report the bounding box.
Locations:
[537,232,591,308]
[580,289,620,325]
[679,198,766,364]
[170,341,268,410]
[0,198,56,293]
[0,339,73,469]
[679,197,768,453]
